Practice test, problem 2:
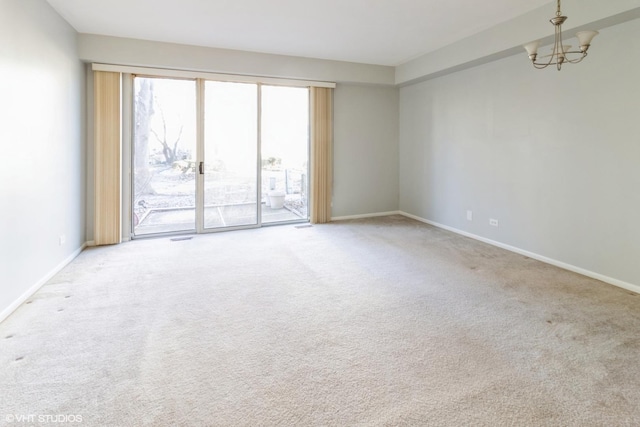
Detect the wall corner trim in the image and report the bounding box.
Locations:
[0,244,87,325]
[399,211,640,296]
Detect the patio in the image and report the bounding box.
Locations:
[134,203,305,235]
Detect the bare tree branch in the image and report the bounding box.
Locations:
[172,124,184,155]
[149,128,162,144]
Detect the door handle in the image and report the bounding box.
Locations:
[199,162,204,174]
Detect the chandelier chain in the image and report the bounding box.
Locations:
[556,0,562,17]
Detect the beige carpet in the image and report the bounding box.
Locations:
[2,215,640,426]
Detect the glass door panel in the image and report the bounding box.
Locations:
[203,81,258,229]
[261,86,309,223]
[132,77,196,236]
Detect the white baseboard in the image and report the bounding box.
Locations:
[331,211,401,221]
[400,211,640,295]
[0,243,87,324]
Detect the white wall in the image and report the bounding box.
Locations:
[333,84,399,218]
[396,0,640,85]
[78,34,395,86]
[79,36,398,235]
[399,18,640,287]
[0,0,85,320]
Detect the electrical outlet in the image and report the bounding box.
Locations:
[466,210,473,221]
[489,219,499,227]
[59,235,66,246]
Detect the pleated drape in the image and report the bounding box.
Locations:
[93,71,121,245]
[310,87,333,224]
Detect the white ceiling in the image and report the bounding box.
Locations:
[45,0,553,66]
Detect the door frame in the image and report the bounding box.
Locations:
[126,73,312,240]
[195,79,265,235]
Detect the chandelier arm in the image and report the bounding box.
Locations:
[532,57,555,68]
[533,56,562,67]
[533,62,552,69]
[563,53,587,64]
[555,22,563,70]
[532,50,585,67]
[551,23,564,71]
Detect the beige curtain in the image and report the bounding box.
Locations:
[94,71,121,245]
[310,87,333,224]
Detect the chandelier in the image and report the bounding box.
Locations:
[523,0,599,70]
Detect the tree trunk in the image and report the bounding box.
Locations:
[134,79,155,196]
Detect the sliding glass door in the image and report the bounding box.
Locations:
[261,85,309,223]
[203,82,258,230]
[132,77,197,236]
[132,77,309,237]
